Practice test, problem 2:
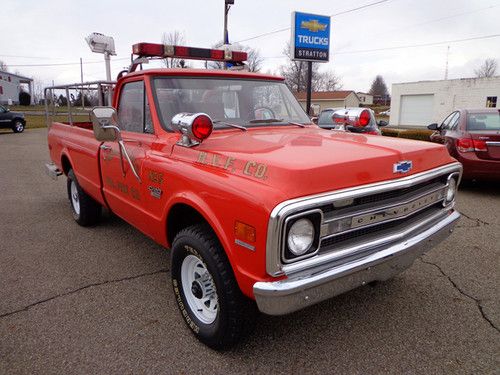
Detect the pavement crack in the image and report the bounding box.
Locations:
[420,258,498,333]
[0,269,168,319]
[460,212,490,227]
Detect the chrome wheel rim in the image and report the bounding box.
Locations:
[15,122,23,132]
[70,181,80,215]
[181,254,218,324]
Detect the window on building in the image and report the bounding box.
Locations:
[486,96,497,108]
[0,86,3,95]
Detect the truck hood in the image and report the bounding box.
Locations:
[171,126,454,199]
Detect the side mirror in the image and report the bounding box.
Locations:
[6,108,10,112]
[377,120,388,127]
[311,117,318,124]
[427,123,439,130]
[90,106,119,142]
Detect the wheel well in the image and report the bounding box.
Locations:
[167,203,208,245]
[61,155,72,175]
[12,117,25,124]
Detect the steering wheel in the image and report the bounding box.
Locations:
[253,106,276,120]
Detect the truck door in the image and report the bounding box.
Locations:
[99,79,159,237]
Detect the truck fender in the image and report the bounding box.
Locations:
[163,193,236,276]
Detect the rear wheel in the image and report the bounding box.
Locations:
[12,120,24,133]
[67,169,101,226]
[171,224,255,350]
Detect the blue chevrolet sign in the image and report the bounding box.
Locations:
[291,12,331,62]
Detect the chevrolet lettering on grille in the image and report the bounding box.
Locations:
[351,189,444,229]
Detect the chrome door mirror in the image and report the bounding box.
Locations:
[90,106,120,142]
[427,123,439,131]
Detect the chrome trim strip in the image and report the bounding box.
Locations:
[266,162,462,276]
[320,186,446,239]
[255,210,460,315]
[485,141,500,147]
[283,207,450,275]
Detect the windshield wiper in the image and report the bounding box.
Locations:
[248,118,306,127]
[213,120,247,131]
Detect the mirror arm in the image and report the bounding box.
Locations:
[102,124,141,183]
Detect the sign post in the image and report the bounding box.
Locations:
[290,12,331,115]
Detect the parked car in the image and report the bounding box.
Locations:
[379,109,390,116]
[428,109,500,180]
[0,105,26,133]
[315,107,387,135]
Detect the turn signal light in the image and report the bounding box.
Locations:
[234,221,256,243]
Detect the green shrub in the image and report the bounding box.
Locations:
[382,128,433,142]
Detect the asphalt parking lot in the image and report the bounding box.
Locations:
[1,128,498,374]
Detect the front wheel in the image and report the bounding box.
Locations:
[12,120,24,133]
[171,224,255,350]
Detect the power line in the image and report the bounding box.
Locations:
[334,33,500,54]
[261,33,500,59]
[7,57,130,68]
[234,0,390,43]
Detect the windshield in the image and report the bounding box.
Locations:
[467,112,500,131]
[152,77,310,130]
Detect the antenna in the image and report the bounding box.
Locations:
[444,45,450,80]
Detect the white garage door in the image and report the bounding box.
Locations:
[399,94,434,126]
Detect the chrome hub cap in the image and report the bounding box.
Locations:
[15,122,23,132]
[181,254,218,324]
[70,181,80,215]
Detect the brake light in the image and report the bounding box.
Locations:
[473,139,487,152]
[457,138,473,152]
[192,115,213,141]
[457,138,488,152]
[358,110,370,126]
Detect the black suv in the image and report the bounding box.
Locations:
[0,105,26,133]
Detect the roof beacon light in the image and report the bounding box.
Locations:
[132,43,247,63]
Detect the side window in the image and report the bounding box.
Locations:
[449,112,460,130]
[441,112,457,130]
[118,81,145,133]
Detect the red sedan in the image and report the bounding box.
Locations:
[428,109,500,180]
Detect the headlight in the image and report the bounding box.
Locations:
[287,218,314,256]
[446,176,457,202]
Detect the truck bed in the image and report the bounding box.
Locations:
[48,121,107,206]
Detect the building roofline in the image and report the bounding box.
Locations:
[392,75,500,86]
[0,70,33,81]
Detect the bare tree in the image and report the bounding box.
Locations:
[0,60,8,72]
[368,75,388,96]
[31,77,45,104]
[162,31,189,68]
[474,58,498,78]
[279,42,342,92]
[208,42,263,72]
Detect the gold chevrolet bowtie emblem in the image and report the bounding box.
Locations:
[300,19,327,32]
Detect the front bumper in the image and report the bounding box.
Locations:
[253,210,460,315]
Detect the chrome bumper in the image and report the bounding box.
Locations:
[253,210,460,315]
[45,163,62,180]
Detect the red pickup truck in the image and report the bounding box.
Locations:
[45,43,462,349]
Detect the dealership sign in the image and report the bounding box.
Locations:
[291,12,331,62]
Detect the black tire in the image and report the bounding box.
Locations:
[12,120,25,133]
[67,169,101,226]
[171,224,255,350]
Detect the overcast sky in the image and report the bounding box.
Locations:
[1,0,499,93]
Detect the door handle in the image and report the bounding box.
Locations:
[100,144,112,151]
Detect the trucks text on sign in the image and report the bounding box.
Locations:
[291,12,331,62]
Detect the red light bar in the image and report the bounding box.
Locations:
[132,43,247,63]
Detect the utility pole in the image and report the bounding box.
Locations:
[223,0,234,69]
[306,62,313,115]
[80,57,84,109]
[444,45,450,80]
